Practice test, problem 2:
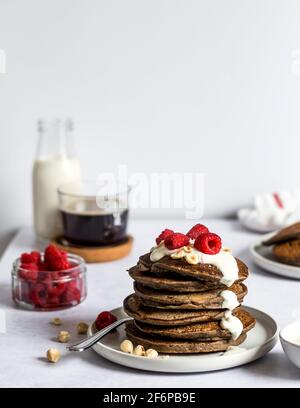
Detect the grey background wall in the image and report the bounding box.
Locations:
[1,0,300,252]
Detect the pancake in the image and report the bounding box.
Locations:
[128,265,224,292]
[138,254,152,270]
[123,294,229,326]
[139,253,248,284]
[134,282,247,310]
[272,239,300,266]
[125,320,247,354]
[263,222,300,246]
[134,308,255,341]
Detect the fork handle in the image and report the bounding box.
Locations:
[67,317,132,352]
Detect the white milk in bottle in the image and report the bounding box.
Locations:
[32,119,81,239]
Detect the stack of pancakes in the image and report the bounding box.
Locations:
[124,253,255,354]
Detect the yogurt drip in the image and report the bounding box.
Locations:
[220,290,243,340]
[220,290,240,311]
[220,310,243,340]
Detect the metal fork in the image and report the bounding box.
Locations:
[67,317,132,352]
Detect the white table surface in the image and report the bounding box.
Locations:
[1,219,300,388]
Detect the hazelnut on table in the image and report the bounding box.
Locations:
[50,317,62,326]
[47,348,61,363]
[57,330,70,343]
[76,322,89,335]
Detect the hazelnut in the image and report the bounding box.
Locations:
[145,348,158,359]
[185,254,198,265]
[76,322,89,335]
[57,330,70,343]
[133,345,145,356]
[46,348,61,363]
[120,339,133,353]
[183,246,192,253]
[171,250,185,259]
[50,317,62,326]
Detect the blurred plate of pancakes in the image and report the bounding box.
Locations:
[251,222,300,279]
[87,306,277,373]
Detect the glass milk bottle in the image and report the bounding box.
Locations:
[32,118,82,239]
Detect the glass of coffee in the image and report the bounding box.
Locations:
[58,181,129,246]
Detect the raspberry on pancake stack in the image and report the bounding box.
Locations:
[124,224,256,354]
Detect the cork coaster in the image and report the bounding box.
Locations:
[52,235,133,263]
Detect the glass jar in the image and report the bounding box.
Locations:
[12,254,87,311]
[32,118,82,240]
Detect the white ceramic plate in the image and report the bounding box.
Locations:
[250,233,300,279]
[88,306,278,373]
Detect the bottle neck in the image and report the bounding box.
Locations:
[36,118,76,160]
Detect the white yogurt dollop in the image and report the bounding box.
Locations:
[150,243,239,287]
[150,244,177,262]
[199,251,239,287]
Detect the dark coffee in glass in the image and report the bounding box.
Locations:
[58,181,129,246]
[60,208,129,246]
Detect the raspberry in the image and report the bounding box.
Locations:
[38,261,50,271]
[29,283,48,307]
[44,244,69,271]
[186,224,209,240]
[48,258,70,271]
[47,295,60,306]
[155,229,174,245]
[38,271,52,282]
[38,272,66,296]
[19,267,38,281]
[59,249,68,258]
[95,311,117,330]
[44,244,64,262]
[61,286,81,305]
[21,262,38,271]
[19,263,39,281]
[21,251,41,264]
[48,281,66,296]
[30,251,41,263]
[164,233,189,250]
[194,232,222,255]
[21,253,34,264]
[63,279,78,290]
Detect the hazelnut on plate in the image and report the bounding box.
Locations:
[145,348,158,359]
[133,345,145,356]
[120,339,133,354]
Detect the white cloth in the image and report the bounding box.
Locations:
[238,190,300,232]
